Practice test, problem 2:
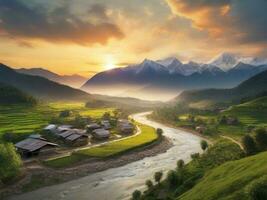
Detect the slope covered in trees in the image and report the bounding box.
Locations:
[0,83,36,105]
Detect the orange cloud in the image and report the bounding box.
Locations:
[166,0,232,37]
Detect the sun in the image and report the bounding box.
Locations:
[104,55,117,70]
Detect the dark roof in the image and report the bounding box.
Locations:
[15,138,58,152]
[66,133,88,141]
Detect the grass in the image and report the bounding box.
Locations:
[179,151,267,200]
[0,102,114,141]
[78,123,157,157]
[44,122,158,168]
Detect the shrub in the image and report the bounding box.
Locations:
[154,171,163,184]
[145,180,153,190]
[200,140,209,151]
[254,128,267,151]
[191,153,200,160]
[0,143,22,183]
[167,170,179,189]
[156,128,163,136]
[132,190,141,200]
[246,175,267,200]
[177,159,185,170]
[242,135,257,155]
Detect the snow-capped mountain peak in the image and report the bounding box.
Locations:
[157,57,182,67]
[210,52,240,71]
[135,59,168,74]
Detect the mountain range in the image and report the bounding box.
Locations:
[81,53,267,101]
[0,63,91,101]
[16,68,87,88]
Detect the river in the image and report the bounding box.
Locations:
[9,112,202,200]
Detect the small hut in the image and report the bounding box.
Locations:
[15,137,58,157]
[92,128,110,140]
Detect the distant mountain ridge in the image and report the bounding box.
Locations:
[16,68,87,88]
[176,69,267,104]
[82,53,267,101]
[0,63,91,101]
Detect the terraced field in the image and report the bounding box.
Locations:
[0,102,114,140]
[224,96,267,126]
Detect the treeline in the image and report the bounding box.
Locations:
[0,83,36,105]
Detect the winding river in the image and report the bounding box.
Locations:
[9,112,202,200]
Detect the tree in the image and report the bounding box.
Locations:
[246,175,267,200]
[167,170,179,188]
[242,135,257,155]
[191,153,200,160]
[0,143,22,183]
[154,171,163,185]
[200,140,209,151]
[254,128,267,151]
[132,190,141,200]
[156,128,163,136]
[145,180,153,190]
[177,159,185,170]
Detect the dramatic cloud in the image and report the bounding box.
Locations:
[166,0,267,44]
[0,0,124,45]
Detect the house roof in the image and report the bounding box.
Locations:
[66,133,88,141]
[15,138,58,152]
[59,130,76,138]
[93,128,110,137]
[87,123,101,129]
[44,124,57,130]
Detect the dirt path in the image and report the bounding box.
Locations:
[220,135,244,150]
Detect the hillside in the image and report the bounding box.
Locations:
[177,69,267,104]
[0,63,91,101]
[16,68,87,88]
[223,96,267,126]
[179,151,267,200]
[0,83,36,104]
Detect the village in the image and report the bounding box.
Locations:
[14,112,135,160]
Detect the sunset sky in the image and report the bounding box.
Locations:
[0,0,267,77]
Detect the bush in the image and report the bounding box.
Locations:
[191,153,200,160]
[242,135,257,155]
[177,159,185,170]
[167,170,179,189]
[254,128,267,151]
[156,128,163,136]
[246,175,267,200]
[145,180,153,190]
[132,190,141,200]
[0,143,22,183]
[154,171,163,184]
[200,140,209,151]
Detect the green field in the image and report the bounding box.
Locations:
[44,123,158,168]
[0,102,114,140]
[179,151,267,200]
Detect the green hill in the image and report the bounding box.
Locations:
[179,151,267,200]
[223,96,267,126]
[177,70,267,105]
[0,63,91,101]
[0,83,36,105]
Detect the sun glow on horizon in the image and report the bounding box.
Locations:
[104,55,118,70]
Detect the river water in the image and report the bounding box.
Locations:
[9,112,202,200]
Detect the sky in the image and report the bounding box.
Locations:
[0,0,267,77]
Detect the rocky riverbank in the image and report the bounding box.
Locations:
[1,136,172,199]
